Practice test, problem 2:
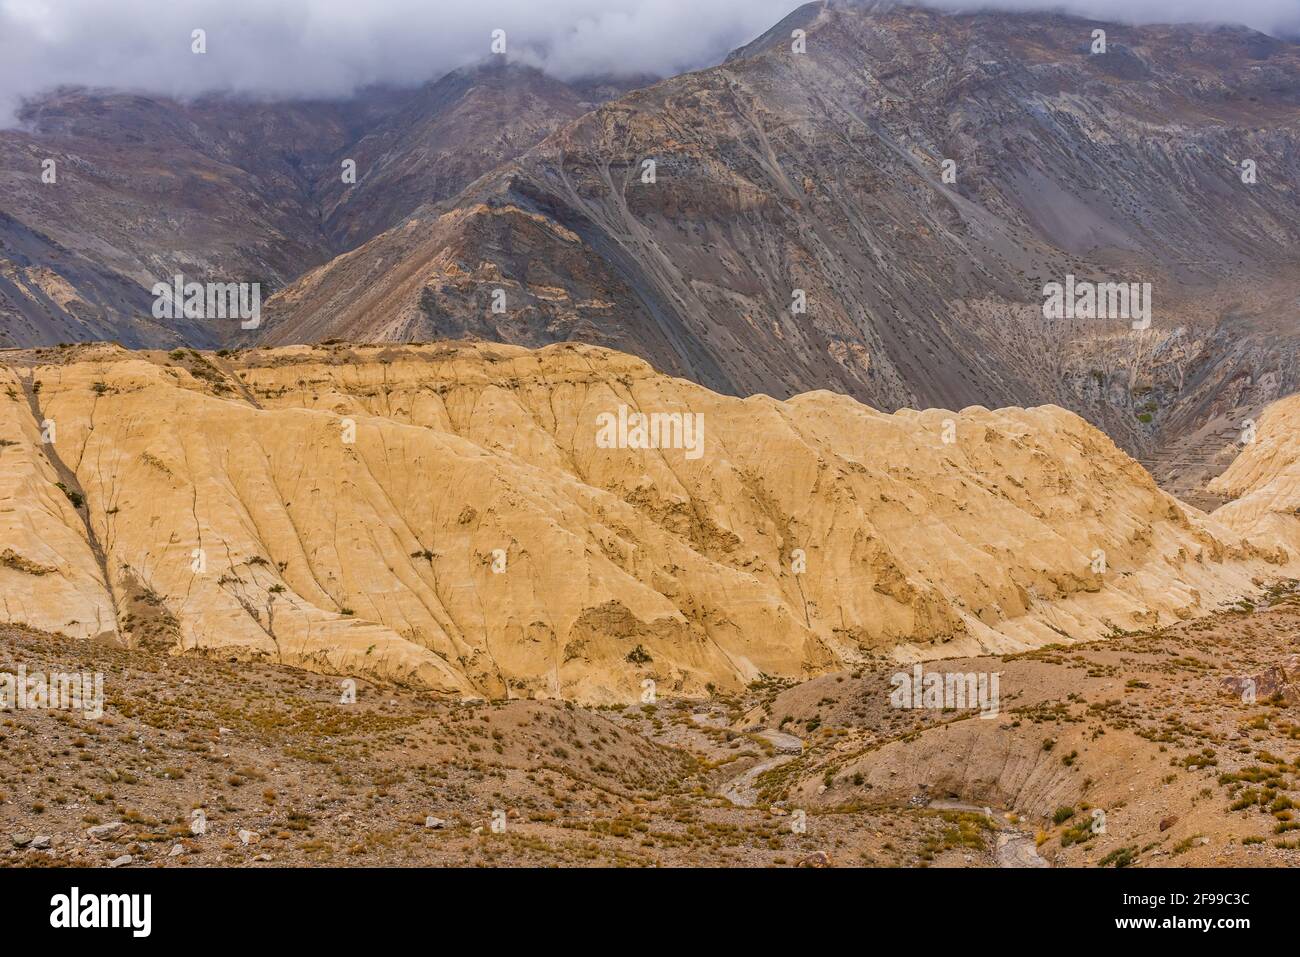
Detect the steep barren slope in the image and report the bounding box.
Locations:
[314,64,640,251]
[0,90,405,347]
[262,3,1300,455]
[0,68,627,349]
[0,342,1289,702]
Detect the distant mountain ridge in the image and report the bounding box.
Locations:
[1,2,1298,471]
[258,3,1300,460]
[0,65,643,348]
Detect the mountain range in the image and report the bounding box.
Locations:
[3,4,1298,473]
[4,1,1300,875]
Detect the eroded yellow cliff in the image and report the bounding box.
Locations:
[0,341,1291,701]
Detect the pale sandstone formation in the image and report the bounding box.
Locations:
[1209,393,1300,553]
[0,341,1292,702]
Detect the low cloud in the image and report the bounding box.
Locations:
[1,0,1297,126]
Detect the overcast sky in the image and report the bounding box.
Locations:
[2,0,1297,125]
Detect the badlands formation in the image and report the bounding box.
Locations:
[1210,393,1300,551]
[0,340,1295,703]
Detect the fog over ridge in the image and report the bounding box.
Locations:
[2,0,1297,125]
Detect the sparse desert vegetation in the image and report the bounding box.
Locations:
[3,586,1297,868]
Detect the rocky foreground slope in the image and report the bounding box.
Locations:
[4,588,1300,868]
[0,342,1293,702]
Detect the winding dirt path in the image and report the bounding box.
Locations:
[994,830,1050,868]
[930,799,1049,868]
[713,732,1047,866]
[718,729,804,808]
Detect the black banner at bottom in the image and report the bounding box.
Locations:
[0,865,1283,944]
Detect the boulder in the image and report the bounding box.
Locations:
[87,822,126,841]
